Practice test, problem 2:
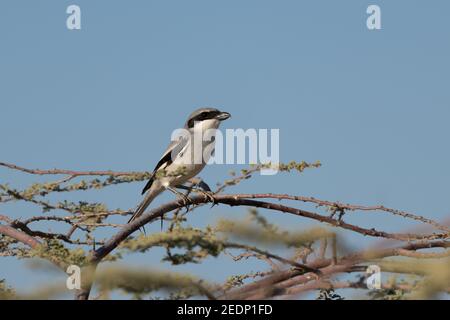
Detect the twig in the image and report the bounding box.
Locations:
[0,161,142,177]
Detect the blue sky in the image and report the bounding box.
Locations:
[1,1,449,298]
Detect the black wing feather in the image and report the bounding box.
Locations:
[141,177,155,195]
[141,134,189,195]
[141,152,173,195]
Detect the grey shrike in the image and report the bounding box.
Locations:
[128,107,231,224]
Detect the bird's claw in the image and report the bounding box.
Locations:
[196,190,218,208]
[177,193,192,212]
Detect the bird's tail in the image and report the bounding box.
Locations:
[128,186,164,224]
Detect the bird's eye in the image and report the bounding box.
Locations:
[187,111,214,127]
[198,112,209,120]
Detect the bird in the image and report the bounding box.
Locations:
[128,107,231,224]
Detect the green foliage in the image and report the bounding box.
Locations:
[120,226,225,265]
[224,271,267,290]
[94,267,210,297]
[368,288,407,300]
[221,161,321,189]
[276,160,322,173]
[1,173,151,201]
[28,239,87,267]
[57,200,109,216]
[248,160,322,175]
[216,217,333,248]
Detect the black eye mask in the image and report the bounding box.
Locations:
[187,111,220,128]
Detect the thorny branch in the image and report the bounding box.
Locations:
[0,161,449,300]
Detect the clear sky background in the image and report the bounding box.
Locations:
[1,0,449,299]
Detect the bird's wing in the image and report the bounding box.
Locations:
[141,134,190,195]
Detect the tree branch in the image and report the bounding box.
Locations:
[0,224,41,248]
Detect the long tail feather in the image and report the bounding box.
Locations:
[128,186,163,224]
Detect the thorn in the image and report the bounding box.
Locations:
[139,226,146,235]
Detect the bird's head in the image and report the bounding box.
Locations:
[184,107,231,129]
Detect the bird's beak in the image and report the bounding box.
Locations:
[216,111,231,121]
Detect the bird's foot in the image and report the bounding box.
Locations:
[177,193,192,212]
[175,183,217,208]
[192,189,217,207]
[167,186,193,212]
